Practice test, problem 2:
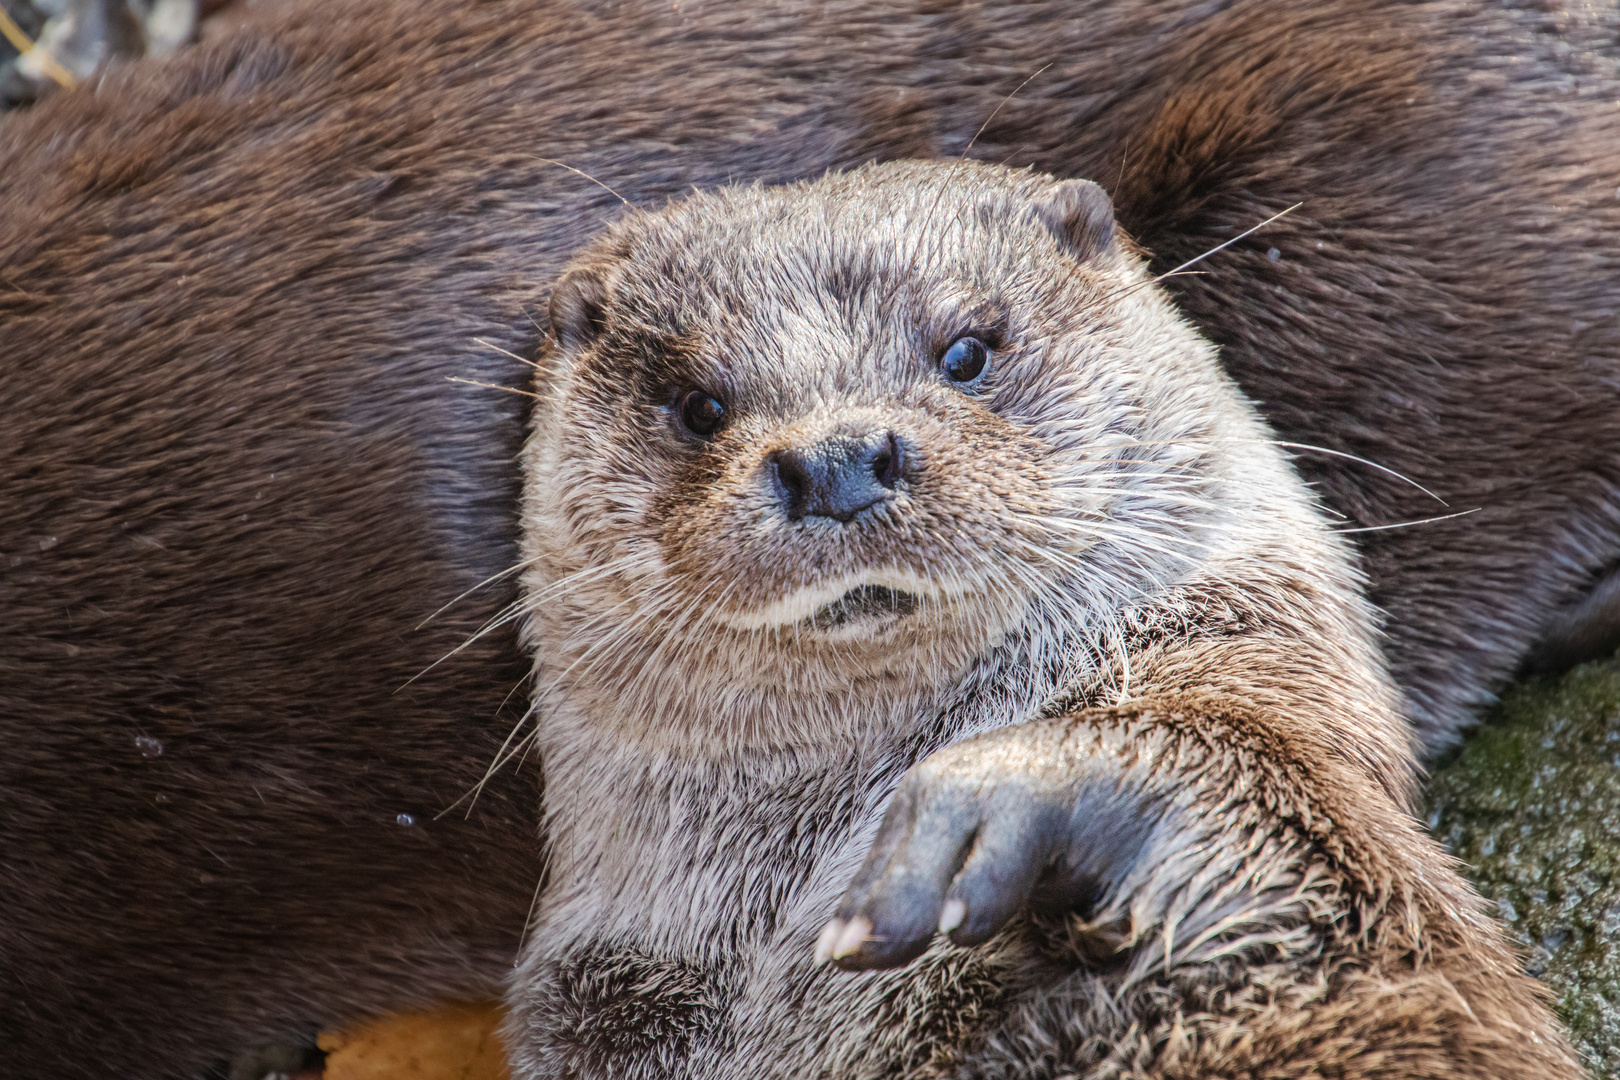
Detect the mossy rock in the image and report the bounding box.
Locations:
[1426,656,1620,1077]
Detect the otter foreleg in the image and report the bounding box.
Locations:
[824,698,1582,1078]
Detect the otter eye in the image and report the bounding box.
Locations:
[940,336,990,383]
[677,389,727,438]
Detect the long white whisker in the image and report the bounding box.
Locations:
[1334,508,1480,533]
[416,557,539,630]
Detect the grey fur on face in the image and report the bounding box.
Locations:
[524,169,1198,748]
[521,165,1213,751]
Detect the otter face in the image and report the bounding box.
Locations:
[522,161,1232,746]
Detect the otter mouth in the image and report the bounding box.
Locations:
[808,585,919,630]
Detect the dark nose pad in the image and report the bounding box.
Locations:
[771,431,909,522]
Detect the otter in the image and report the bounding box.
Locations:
[3,0,1619,1076]
[507,159,1581,1078]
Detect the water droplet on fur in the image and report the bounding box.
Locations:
[1266,247,1281,262]
[154,794,171,804]
[37,536,59,551]
[135,735,164,758]
[396,813,416,827]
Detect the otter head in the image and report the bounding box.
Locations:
[521,160,1232,751]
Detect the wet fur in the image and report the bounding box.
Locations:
[3,0,1619,1075]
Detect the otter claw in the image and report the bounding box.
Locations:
[832,917,872,960]
[938,898,967,933]
[813,917,873,964]
[813,919,844,965]
[822,720,1156,971]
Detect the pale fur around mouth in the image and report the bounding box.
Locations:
[716,568,953,632]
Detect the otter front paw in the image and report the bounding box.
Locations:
[816,719,1155,971]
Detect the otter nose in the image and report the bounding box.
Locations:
[771,431,909,522]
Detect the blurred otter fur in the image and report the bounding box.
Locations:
[2,0,1619,1076]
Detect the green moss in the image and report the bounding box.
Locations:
[1426,657,1620,1077]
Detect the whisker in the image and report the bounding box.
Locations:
[438,699,539,819]
[1153,203,1302,284]
[963,64,1052,159]
[1334,508,1480,533]
[401,554,647,691]
[474,337,542,370]
[1263,441,1447,506]
[531,156,632,206]
[416,557,538,630]
[1056,434,1446,507]
[447,376,540,399]
[514,843,553,962]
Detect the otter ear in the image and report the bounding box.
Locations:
[1031,179,1117,263]
[548,265,611,353]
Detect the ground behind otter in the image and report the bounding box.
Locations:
[1429,655,1620,1077]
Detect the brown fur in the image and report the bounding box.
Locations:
[2,0,1618,1075]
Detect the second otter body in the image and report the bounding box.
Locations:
[3,0,1620,1074]
[510,160,1580,1078]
